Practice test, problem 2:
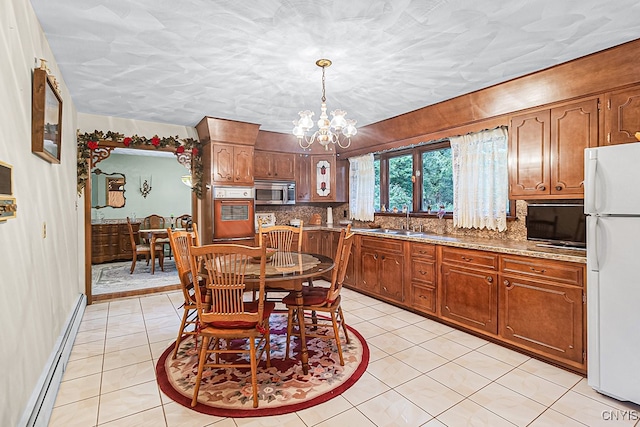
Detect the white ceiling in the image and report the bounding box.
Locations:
[30,0,640,134]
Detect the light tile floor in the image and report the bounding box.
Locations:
[49,285,640,427]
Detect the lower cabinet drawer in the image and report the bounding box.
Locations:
[411,283,436,314]
[411,259,435,285]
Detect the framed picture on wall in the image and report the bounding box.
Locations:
[31,67,62,164]
[0,160,17,221]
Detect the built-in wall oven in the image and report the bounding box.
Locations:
[212,186,255,241]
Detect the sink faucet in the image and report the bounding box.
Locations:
[405,206,410,230]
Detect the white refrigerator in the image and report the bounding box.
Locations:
[585,143,640,405]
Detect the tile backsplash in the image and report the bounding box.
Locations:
[257,200,527,242]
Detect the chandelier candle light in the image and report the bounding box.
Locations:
[292,59,357,150]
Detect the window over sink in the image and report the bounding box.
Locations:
[374,141,454,214]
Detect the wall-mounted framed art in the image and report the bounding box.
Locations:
[0,160,17,221]
[31,65,62,163]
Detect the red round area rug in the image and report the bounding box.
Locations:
[156,313,369,417]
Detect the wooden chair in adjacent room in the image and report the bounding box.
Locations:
[174,213,192,230]
[126,217,164,274]
[167,224,206,359]
[142,213,171,258]
[141,213,165,230]
[282,227,355,366]
[187,242,274,408]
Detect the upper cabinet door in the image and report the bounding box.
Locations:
[254,151,296,180]
[273,154,295,180]
[509,97,600,200]
[212,143,254,184]
[212,143,234,183]
[296,154,312,202]
[605,85,640,145]
[550,98,600,196]
[509,110,551,198]
[310,155,336,202]
[233,146,254,184]
[253,153,271,179]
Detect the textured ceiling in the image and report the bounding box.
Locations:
[30,0,640,134]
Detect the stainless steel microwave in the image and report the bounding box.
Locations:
[254,180,295,205]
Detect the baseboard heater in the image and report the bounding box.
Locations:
[18,293,87,427]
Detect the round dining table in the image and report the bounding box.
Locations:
[243,251,335,375]
[138,228,185,274]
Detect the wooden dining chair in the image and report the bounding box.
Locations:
[142,214,171,258]
[187,242,274,408]
[256,222,304,302]
[167,224,206,359]
[282,227,355,365]
[174,213,192,230]
[126,217,164,274]
[257,222,304,252]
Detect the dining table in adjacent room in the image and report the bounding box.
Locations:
[243,251,335,375]
[137,228,182,274]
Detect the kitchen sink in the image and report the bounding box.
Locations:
[366,228,425,236]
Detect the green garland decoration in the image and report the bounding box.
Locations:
[77,130,204,199]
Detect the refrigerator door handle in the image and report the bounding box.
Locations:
[588,216,599,271]
[585,149,598,214]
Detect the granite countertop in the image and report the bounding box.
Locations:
[305,224,586,264]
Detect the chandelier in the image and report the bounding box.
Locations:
[292,59,357,150]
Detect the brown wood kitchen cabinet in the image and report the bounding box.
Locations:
[254,150,295,180]
[343,233,358,288]
[211,143,254,185]
[509,97,599,199]
[499,255,585,370]
[358,236,404,303]
[439,247,499,334]
[295,154,312,202]
[308,154,348,203]
[604,85,640,145]
[409,242,437,315]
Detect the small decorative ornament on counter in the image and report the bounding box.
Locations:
[309,213,322,225]
[315,160,331,197]
[438,205,446,219]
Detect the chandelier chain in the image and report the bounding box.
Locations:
[321,65,326,103]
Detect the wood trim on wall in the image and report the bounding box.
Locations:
[250,39,640,159]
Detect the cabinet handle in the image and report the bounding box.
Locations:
[461,256,473,262]
[373,254,378,260]
[418,270,428,275]
[530,267,546,274]
[486,276,493,283]
[555,185,562,191]
[419,295,428,299]
[539,185,546,191]
[382,286,388,292]
[504,279,510,286]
